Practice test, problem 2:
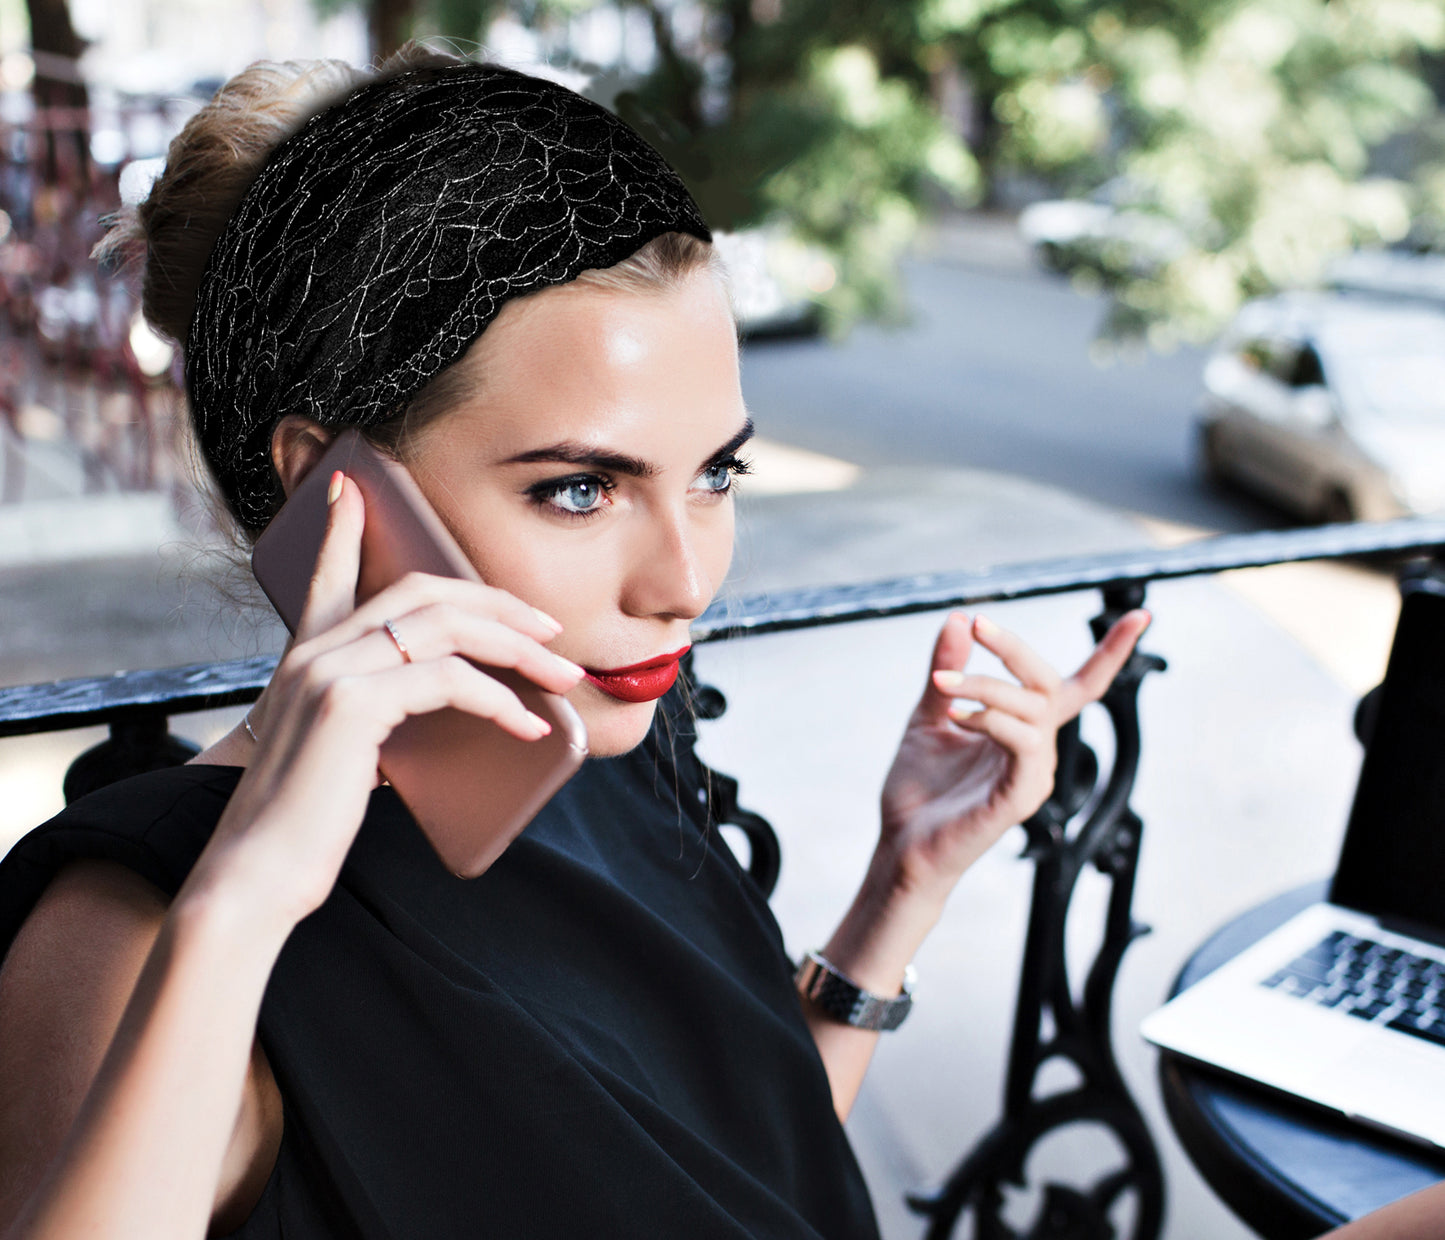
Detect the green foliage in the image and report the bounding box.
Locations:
[327,0,1445,340]
[768,48,979,321]
[616,3,980,328]
[686,43,978,324]
[937,0,1445,343]
[426,0,490,40]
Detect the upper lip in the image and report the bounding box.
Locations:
[585,645,692,676]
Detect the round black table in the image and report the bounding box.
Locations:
[1158,882,1445,1238]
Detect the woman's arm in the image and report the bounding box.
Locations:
[0,862,290,1240]
[799,869,945,1120]
[804,610,1150,1119]
[0,474,583,1239]
[1321,1183,1445,1238]
[0,862,280,1233]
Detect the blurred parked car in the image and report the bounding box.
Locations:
[1198,292,1445,521]
[1018,180,1187,277]
[1327,249,1445,306]
[711,229,820,338]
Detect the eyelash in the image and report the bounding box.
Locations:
[527,473,617,520]
[702,453,754,491]
[527,453,754,521]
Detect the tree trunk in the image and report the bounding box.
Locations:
[369,0,420,61]
[24,0,89,187]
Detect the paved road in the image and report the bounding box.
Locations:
[740,256,1285,534]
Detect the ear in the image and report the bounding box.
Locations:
[271,416,335,498]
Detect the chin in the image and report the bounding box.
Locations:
[575,695,661,758]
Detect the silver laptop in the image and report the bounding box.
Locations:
[1142,573,1445,1148]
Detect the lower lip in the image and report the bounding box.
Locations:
[584,654,686,704]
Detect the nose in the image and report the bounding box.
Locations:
[620,502,722,623]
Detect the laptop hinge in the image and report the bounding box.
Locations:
[1376,913,1445,951]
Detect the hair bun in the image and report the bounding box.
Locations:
[93,45,465,347]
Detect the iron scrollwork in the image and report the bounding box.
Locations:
[64,711,199,804]
[908,584,1167,1240]
[685,675,783,898]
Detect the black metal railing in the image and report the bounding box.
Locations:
[6,515,1445,1239]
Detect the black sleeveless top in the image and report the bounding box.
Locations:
[0,703,879,1239]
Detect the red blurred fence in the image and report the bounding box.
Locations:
[0,75,185,508]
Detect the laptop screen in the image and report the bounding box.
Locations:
[1331,577,1445,934]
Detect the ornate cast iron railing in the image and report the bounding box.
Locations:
[6,515,1445,1239]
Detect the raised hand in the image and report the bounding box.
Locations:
[877,608,1150,903]
[193,471,584,930]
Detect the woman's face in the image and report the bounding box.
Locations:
[404,267,748,757]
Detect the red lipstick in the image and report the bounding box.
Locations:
[584,645,691,704]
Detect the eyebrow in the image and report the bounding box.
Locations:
[501,416,755,476]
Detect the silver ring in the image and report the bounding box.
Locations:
[243,709,260,744]
[382,618,412,664]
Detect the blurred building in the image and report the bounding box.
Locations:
[59,0,364,90]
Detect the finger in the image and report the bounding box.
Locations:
[315,657,555,745]
[949,707,1055,820]
[295,471,362,643]
[931,671,1050,724]
[345,574,563,649]
[1060,609,1152,716]
[315,607,584,695]
[297,573,562,663]
[948,705,1047,761]
[398,606,584,693]
[915,612,974,724]
[970,615,1061,695]
[397,656,555,741]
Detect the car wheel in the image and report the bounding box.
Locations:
[1318,487,1356,524]
[1197,423,1231,488]
[1034,241,1055,270]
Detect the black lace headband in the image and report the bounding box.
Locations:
[185,61,711,533]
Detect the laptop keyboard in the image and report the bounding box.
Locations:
[1261,930,1445,1048]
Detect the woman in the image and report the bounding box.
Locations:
[0,48,1150,1239]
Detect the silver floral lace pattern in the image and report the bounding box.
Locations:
[186,62,710,533]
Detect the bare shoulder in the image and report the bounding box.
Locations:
[0,861,170,1222]
[0,859,282,1232]
[0,858,169,1058]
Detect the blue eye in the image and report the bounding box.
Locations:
[539,475,611,515]
[695,454,752,495]
[698,463,732,493]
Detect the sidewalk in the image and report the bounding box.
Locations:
[0,443,1397,1238]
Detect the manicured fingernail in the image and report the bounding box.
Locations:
[533,607,563,633]
[949,704,982,725]
[327,471,344,505]
[974,615,998,638]
[558,656,586,678]
[526,711,552,737]
[933,670,966,691]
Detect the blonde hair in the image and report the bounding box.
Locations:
[95,56,372,346]
[94,43,725,540]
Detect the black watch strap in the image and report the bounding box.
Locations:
[795,951,915,1032]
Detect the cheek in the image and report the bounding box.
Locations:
[449,498,734,647]
[696,503,736,593]
[465,532,609,631]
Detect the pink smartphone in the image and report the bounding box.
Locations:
[251,429,588,878]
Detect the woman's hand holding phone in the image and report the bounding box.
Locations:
[186,474,585,935]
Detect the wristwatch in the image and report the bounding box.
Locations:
[795,951,916,1032]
